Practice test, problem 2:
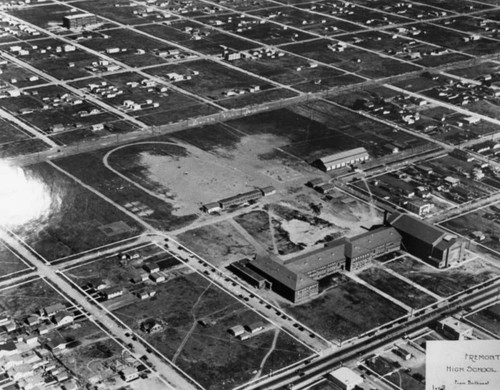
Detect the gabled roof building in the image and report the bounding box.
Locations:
[388,213,465,268]
[248,257,318,303]
[53,311,74,327]
[313,147,369,171]
[43,303,66,317]
[246,229,402,303]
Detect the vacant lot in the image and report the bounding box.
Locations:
[466,303,500,337]
[0,118,31,144]
[385,256,500,297]
[234,210,275,252]
[196,13,315,45]
[226,107,361,163]
[15,162,144,262]
[272,204,342,247]
[357,267,437,309]
[404,23,498,57]
[107,140,276,216]
[55,148,198,232]
[0,277,65,318]
[114,272,311,390]
[0,240,30,279]
[177,221,256,267]
[78,27,190,68]
[231,50,346,88]
[285,274,407,342]
[144,59,290,108]
[441,204,500,253]
[227,102,431,164]
[171,123,242,153]
[249,6,360,35]
[137,22,259,55]
[0,138,49,159]
[282,38,418,79]
[234,203,341,256]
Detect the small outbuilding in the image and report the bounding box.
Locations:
[228,325,245,337]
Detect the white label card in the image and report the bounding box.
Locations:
[426,340,500,390]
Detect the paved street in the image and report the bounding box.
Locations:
[2,1,500,389]
[0,229,197,390]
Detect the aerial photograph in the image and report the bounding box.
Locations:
[1,0,500,389]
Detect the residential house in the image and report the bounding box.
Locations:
[102,287,123,300]
[120,366,139,382]
[228,325,245,337]
[53,311,74,327]
[149,273,165,283]
[43,303,66,317]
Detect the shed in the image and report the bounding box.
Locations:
[245,321,265,334]
[228,325,245,337]
[393,346,412,360]
[260,186,276,196]
[143,263,160,274]
[202,202,221,214]
[150,273,165,283]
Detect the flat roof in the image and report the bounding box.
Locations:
[439,317,472,333]
[329,367,363,386]
[64,13,96,19]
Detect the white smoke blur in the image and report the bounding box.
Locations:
[0,161,56,227]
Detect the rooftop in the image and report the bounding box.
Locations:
[329,367,363,386]
[250,257,317,291]
[388,213,445,246]
[346,227,401,258]
[319,147,369,164]
[439,317,472,334]
[285,239,346,275]
[64,13,95,20]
